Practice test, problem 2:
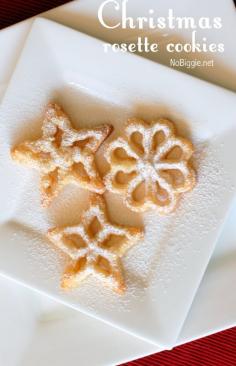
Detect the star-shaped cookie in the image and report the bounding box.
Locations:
[11,103,113,207]
[47,194,143,293]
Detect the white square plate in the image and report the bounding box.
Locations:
[0,18,236,348]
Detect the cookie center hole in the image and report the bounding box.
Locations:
[152,131,165,150]
[132,181,145,202]
[130,132,144,154]
[88,217,102,238]
[75,256,87,271]
[113,148,136,163]
[115,171,135,185]
[95,255,111,276]
[64,234,87,250]
[160,169,185,187]
[54,128,64,148]
[165,146,182,160]
[100,234,126,250]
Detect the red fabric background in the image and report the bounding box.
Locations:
[0,0,235,365]
[121,328,236,365]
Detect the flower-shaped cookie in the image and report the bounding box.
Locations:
[11,103,113,207]
[47,194,143,293]
[105,118,195,214]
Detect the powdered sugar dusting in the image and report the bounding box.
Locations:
[17,138,229,320]
[0,19,235,346]
[0,102,233,325]
[104,118,195,215]
[125,141,229,297]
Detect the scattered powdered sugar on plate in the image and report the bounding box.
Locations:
[12,138,228,319]
[0,102,232,318]
[0,84,235,342]
[127,142,227,274]
[25,231,62,285]
[0,18,235,345]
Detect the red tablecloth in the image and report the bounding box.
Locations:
[0,1,235,365]
[121,328,236,366]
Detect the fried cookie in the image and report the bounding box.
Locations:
[47,194,143,294]
[104,118,195,214]
[11,103,113,206]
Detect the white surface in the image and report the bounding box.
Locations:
[0,277,41,366]
[0,1,235,365]
[21,308,158,366]
[0,17,236,349]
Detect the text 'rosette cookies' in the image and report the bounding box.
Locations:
[104,118,196,214]
[11,103,113,207]
[47,194,143,294]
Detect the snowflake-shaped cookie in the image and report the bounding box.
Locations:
[105,118,195,214]
[47,194,143,293]
[11,103,113,207]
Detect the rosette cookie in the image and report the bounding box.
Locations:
[11,103,112,206]
[47,194,143,293]
[105,118,195,214]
